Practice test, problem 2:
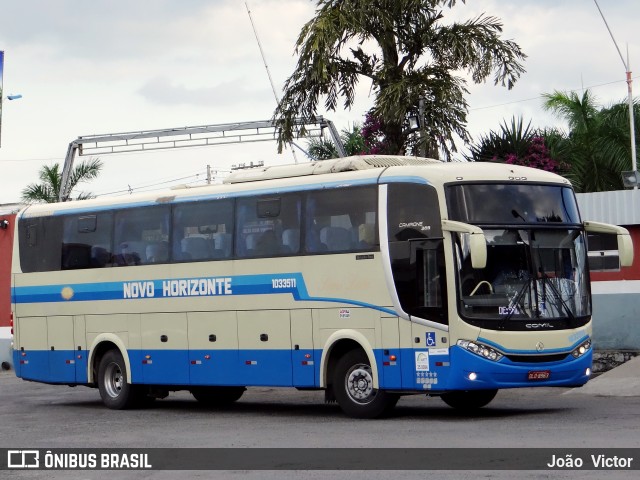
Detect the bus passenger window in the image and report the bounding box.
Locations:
[236,195,301,258]
[114,206,169,266]
[62,213,113,270]
[305,186,378,253]
[172,199,234,262]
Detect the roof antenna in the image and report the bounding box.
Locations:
[245,1,304,163]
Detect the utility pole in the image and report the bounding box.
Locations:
[594,0,637,188]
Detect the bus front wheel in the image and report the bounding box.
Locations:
[440,389,498,410]
[333,350,398,419]
[97,350,137,410]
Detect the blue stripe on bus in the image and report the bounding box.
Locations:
[15,345,592,391]
[12,272,398,316]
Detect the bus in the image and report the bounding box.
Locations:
[10,155,633,418]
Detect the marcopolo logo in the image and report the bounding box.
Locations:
[7,450,40,468]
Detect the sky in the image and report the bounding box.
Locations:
[1,0,639,204]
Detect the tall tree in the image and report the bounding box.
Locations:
[543,90,639,192]
[21,158,103,203]
[274,0,526,159]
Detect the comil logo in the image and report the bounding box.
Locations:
[8,450,40,468]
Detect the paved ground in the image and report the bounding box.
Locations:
[1,356,638,480]
[568,355,640,396]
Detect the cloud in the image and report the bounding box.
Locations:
[138,76,271,108]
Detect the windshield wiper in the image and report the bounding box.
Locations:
[537,270,576,322]
[500,274,533,327]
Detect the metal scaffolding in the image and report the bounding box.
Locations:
[59,116,346,201]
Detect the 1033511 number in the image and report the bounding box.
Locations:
[272,278,297,289]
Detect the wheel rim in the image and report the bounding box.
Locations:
[104,362,124,399]
[345,363,375,404]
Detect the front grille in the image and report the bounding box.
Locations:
[505,353,569,363]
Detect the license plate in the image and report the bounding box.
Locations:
[527,370,551,380]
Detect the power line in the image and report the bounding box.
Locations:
[470,76,639,112]
[94,171,208,197]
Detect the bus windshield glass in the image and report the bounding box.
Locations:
[453,228,590,325]
[447,183,589,327]
[447,183,581,225]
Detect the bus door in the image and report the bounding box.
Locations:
[237,310,293,386]
[390,239,449,390]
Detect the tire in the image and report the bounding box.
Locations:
[191,387,246,406]
[97,350,137,410]
[333,349,399,419]
[440,389,498,411]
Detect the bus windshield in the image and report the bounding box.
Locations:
[447,183,590,329]
[454,228,590,326]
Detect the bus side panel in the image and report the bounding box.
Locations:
[73,315,88,383]
[139,313,189,385]
[379,316,401,389]
[188,311,240,385]
[237,310,292,387]
[15,316,49,382]
[398,322,452,392]
[291,309,315,387]
[47,316,76,383]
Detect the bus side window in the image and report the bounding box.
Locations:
[114,206,169,266]
[236,195,300,258]
[62,213,113,270]
[305,186,377,254]
[19,217,63,273]
[172,199,234,262]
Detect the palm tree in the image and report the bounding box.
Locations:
[274,0,526,159]
[543,90,639,192]
[306,123,365,159]
[21,158,103,203]
[466,116,535,162]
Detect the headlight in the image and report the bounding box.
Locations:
[457,339,503,362]
[572,339,592,358]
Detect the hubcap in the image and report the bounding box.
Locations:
[345,363,375,404]
[104,362,123,398]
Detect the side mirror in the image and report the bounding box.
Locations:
[584,221,634,267]
[442,219,487,269]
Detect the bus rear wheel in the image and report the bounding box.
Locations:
[98,349,137,410]
[333,350,398,419]
[440,389,498,410]
[191,387,246,406]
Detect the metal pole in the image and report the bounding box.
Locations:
[626,48,637,176]
[594,0,637,187]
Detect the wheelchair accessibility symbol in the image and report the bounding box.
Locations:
[426,332,437,347]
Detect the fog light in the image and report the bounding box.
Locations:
[586,368,591,377]
[468,372,478,381]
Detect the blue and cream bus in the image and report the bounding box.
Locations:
[10,156,633,418]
